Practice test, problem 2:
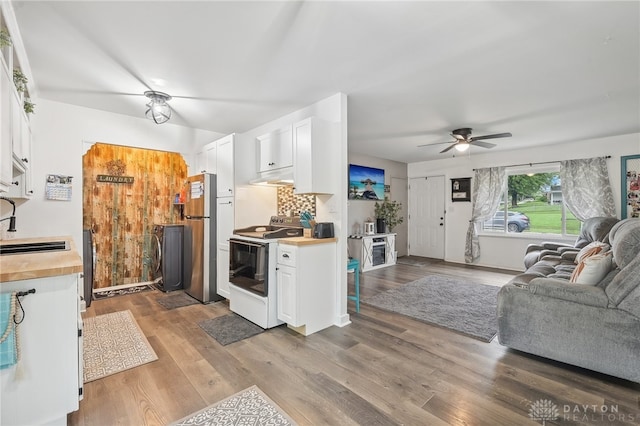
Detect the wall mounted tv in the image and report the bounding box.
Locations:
[348,164,384,200]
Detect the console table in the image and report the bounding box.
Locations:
[347,233,396,272]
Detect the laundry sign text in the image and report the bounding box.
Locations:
[97,175,135,184]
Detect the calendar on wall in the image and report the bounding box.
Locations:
[45,174,73,201]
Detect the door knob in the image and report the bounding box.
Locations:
[440,223,444,226]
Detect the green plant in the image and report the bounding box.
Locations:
[0,29,11,48]
[23,99,35,114]
[13,68,28,92]
[374,197,404,231]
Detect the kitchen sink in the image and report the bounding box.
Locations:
[0,240,70,255]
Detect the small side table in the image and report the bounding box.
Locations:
[347,258,360,313]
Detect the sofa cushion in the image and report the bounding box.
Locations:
[604,219,640,316]
[527,278,609,307]
[570,251,612,285]
[575,241,610,264]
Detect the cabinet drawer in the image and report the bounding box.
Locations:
[277,244,297,267]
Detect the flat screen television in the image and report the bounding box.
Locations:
[348,164,384,200]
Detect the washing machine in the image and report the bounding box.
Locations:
[153,224,185,292]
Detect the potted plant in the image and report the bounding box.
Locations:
[0,29,11,48]
[374,197,404,233]
[24,98,35,114]
[13,68,28,93]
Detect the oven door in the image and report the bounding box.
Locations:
[229,238,269,297]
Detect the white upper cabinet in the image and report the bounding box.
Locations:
[0,60,12,192]
[216,134,234,198]
[194,141,217,175]
[257,125,293,173]
[292,117,337,195]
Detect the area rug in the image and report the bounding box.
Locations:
[363,275,501,342]
[156,291,199,309]
[93,284,155,300]
[83,310,158,382]
[198,313,265,346]
[170,385,297,426]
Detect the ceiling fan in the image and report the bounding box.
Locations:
[419,128,512,153]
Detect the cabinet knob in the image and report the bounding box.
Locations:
[282,253,290,258]
[28,190,33,194]
[228,188,232,192]
[201,170,206,173]
[11,181,18,186]
[21,158,28,163]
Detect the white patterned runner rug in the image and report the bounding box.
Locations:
[83,309,157,383]
[170,385,297,426]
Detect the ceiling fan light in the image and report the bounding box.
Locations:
[144,91,172,124]
[455,142,470,152]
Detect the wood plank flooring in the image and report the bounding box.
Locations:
[69,257,640,425]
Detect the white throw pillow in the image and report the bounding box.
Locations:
[575,241,610,264]
[570,251,613,285]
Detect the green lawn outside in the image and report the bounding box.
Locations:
[511,201,580,235]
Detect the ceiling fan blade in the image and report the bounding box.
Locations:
[440,144,457,154]
[417,140,456,148]
[451,133,467,141]
[470,141,497,149]
[470,132,512,141]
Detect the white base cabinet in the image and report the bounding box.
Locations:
[0,274,81,426]
[276,240,336,336]
[348,233,396,272]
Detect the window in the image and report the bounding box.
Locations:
[482,168,580,236]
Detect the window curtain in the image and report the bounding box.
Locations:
[560,157,616,221]
[465,167,506,263]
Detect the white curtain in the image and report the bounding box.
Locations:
[560,157,616,221]
[465,167,506,263]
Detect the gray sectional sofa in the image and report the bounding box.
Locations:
[497,218,640,383]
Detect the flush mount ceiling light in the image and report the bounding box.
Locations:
[144,91,172,124]
[454,142,470,152]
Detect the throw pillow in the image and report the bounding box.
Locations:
[570,251,613,285]
[574,241,610,264]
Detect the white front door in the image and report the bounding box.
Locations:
[409,176,445,259]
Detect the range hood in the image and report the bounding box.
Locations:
[249,167,294,186]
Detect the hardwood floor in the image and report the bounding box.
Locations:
[69,257,640,425]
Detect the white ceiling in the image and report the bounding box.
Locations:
[11,1,640,163]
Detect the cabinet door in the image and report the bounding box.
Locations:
[292,117,335,194]
[385,234,396,265]
[361,237,374,271]
[216,198,234,298]
[195,142,217,174]
[257,125,292,173]
[277,264,300,325]
[216,134,234,198]
[0,64,12,192]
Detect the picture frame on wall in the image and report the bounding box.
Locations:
[348,164,385,200]
[621,154,640,219]
[451,177,471,202]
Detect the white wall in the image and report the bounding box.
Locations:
[408,133,640,271]
[347,152,408,255]
[1,99,221,251]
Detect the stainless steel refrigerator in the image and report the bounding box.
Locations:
[183,173,223,303]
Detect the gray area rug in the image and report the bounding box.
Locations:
[157,291,199,309]
[363,275,500,342]
[198,313,265,346]
[170,385,297,426]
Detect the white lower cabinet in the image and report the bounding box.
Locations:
[216,197,234,298]
[276,240,336,335]
[348,233,396,272]
[0,273,81,425]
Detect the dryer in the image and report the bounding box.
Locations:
[153,224,185,292]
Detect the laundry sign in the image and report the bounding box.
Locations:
[97,159,134,183]
[96,175,134,184]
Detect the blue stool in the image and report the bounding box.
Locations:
[347,258,360,313]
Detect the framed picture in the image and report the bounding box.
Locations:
[451,177,471,202]
[348,164,385,200]
[621,154,640,219]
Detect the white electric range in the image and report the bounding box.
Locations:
[228,216,304,328]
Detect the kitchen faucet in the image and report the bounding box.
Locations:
[0,196,17,232]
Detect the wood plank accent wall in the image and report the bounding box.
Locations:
[83,143,187,289]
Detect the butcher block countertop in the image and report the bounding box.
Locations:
[278,236,338,246]
[0,236,83,282]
